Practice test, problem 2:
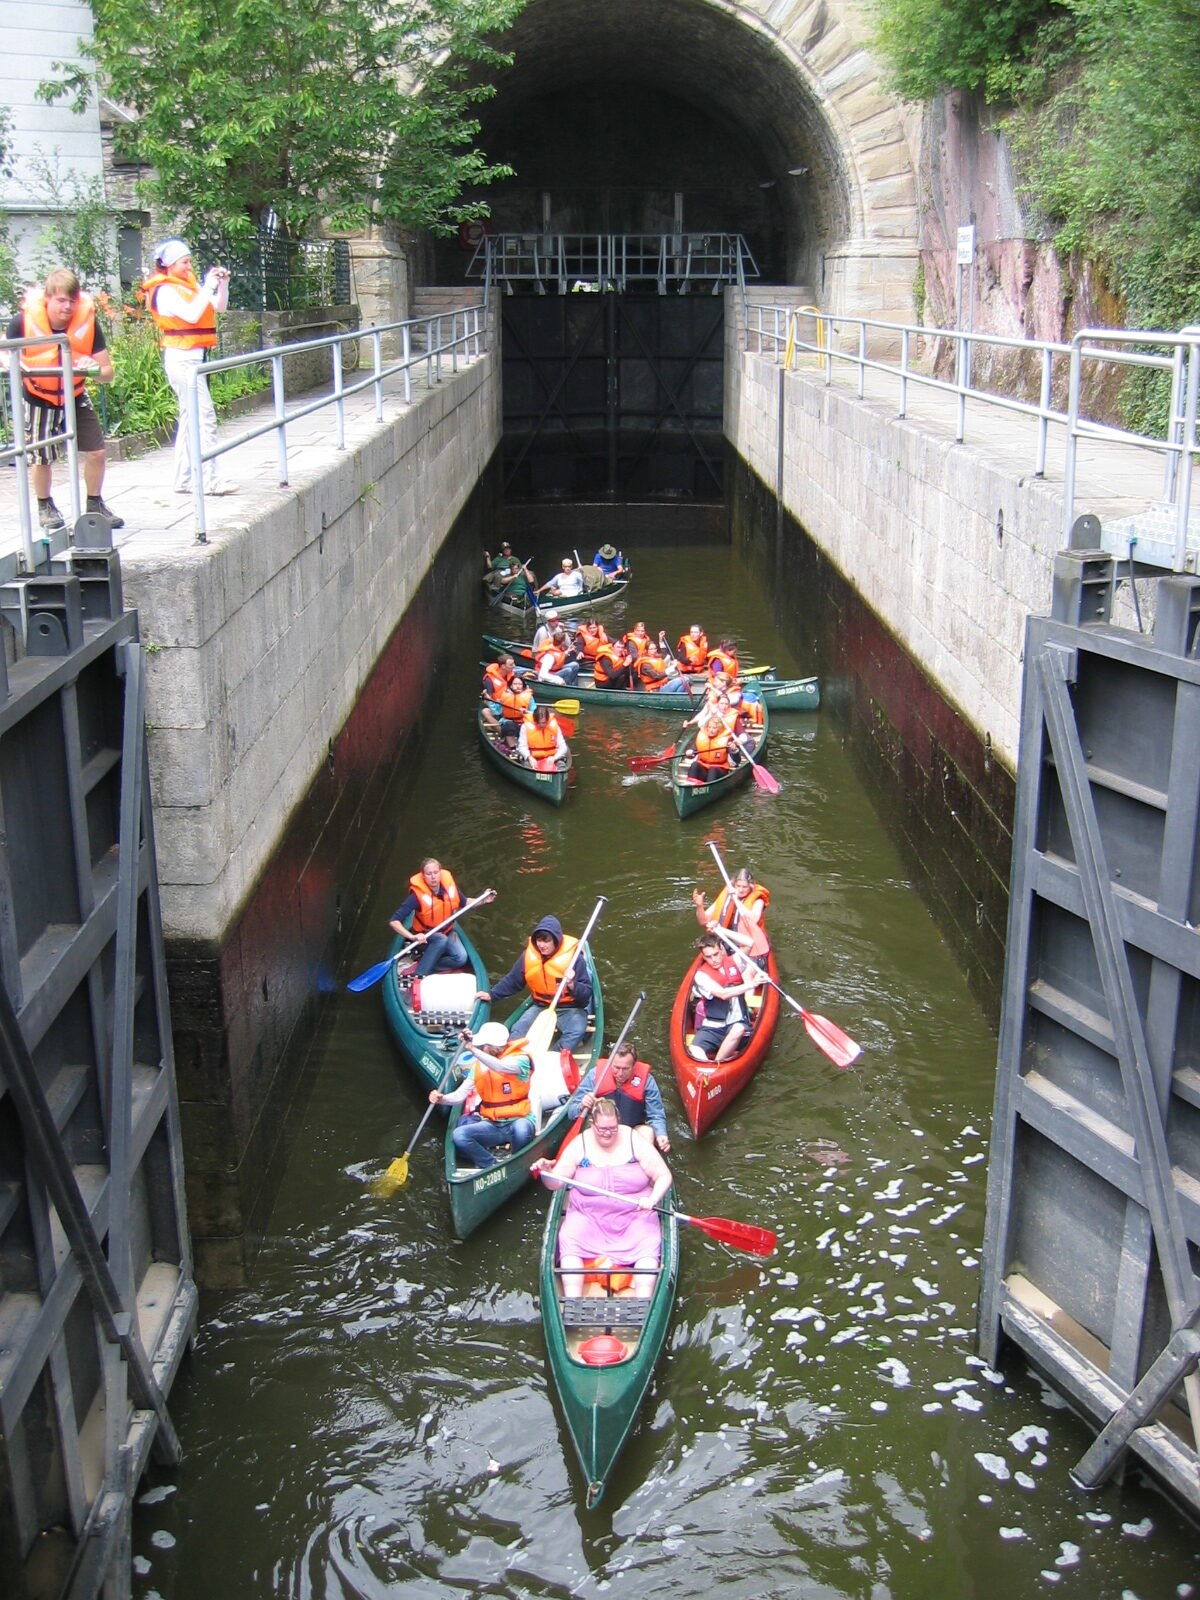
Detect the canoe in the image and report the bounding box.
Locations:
[489,575,631,622]
[669,951,781,1137]
[381,927,491,1095]
[481,635,819,712]
[670,706,770,819]
[444,943,605,1238]
[539,1180,678,1508]
[475,708,570,805]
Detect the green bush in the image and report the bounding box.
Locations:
[871,0,1066,101]
[99,310,269,438]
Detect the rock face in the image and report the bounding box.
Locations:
[916,92,1126,416]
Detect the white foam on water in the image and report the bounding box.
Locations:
[870,1400,888,1412]
[1121,1519,1153,1539]
[1015,1471,1036,1489]
[922,1402,943,1413]
[999,1527,1026,1541]
[138,1485,176,1506]
[953,1391,984,1413]
[878,1357,911,1387]
[975,1453,1010,1480]
[913,1277,938,1297]
[934,1378,975,1393]
[1009,1424,1050,1452]
[1055,1543,1080,1568]
[831,1325,865,1344]
[1084,1512,1111,1525]
[876,1178,905,1200]
[150,1531,176,1551]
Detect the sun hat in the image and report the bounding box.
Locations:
[154,239,191,268]
[599,543,617,559]
[474,1021,510,1048]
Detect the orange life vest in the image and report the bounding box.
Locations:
[474,1039,532,1121]
[623,629,650,660]
[523,714,561,761]
[677,633,709,669]
[499,682,532,721]
[20,289,97,404]
[740,695,765,727]
[583,1255,634,1293]
[143,269,217,350]
[710,883,770,930]
[695,726,732,770]
[579,624,609,660]
[707,647,739,680]
[407,869,461,933]
[634,653,671,690]
[538,645,567,676]
[593,644,625,686]
[483,662,510,701]
[524,932,581,1004]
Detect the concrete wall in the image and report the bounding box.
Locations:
[117,352,501,1282]
[726,326,1074,775]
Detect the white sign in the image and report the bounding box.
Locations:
[956,225,977,266]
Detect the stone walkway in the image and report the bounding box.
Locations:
[0,345,482,567]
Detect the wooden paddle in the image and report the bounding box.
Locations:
[711,923,860,1069]
[543,1172,776,1258]
[346,890,494,992]
[560,990,646,1151]
[525,896,607,1055]
[372,1040,470,1196]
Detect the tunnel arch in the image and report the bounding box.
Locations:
[432,0,918,316]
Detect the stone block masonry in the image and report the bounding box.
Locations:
[117,352,501,1284]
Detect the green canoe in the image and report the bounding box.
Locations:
[444,945,604,1238]
[481,635,819,712]
[381,927,491,1094]
[489,575,631,622]
[670,707,770,818]
[476,708,571,805]
[539,1181,678,1509]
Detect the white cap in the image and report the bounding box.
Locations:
[474,1021,509,1048]
[154,238,191,268]
[545,609,559,620]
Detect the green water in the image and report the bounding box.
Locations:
[132,547,1197,1600]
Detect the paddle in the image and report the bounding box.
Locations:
[719,711,780,795]
[372,1040,470,1196]
[659,631,697,708]
[542,1172,776,1258]
[627,732,684,773]
[711,923,860,1069]
[560,990,647,1150]
[488,557,534,610]
[525,896,607,1055]
[742,664,775,679]
[346,890,494,992]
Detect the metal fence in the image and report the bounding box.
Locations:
[469,233,758,298]
[192,227,353,313]
[748,305,1200,572]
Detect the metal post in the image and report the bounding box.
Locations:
[436,316,443,383]
[1062,339,1083,544]
[1175,341,1199,573]
[899,325,909,417]
[857,320,866,400]
[403,322,412,404]
[452,311,459,373]
[8,356,37,570]
[61,343,83,530]
[332,341,345,449]
[372,329,384,421]
[1163,343,1185,503]
[271,351,289,485]
[188,377,207,544]
[1036,345,1052,477]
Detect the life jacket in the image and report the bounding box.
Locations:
[538,645,567,676]
[143,269,217,350]
[579,625,609,660]
[696,954,744,1025]
[408,869,461,933]
[711,883,770,930]
[593,644,626,687]
[593,1058,652,1127]
[524,932,581,1004]
[695,725,732,769]
[523,713,561,761]
[707,647,740,680]
[499,681,532,721]
[483,662,510,701]
[474,1039,532,1121]
[677,633,709,669]
[741,695,765,727]
[634,653,671,690]
[623,629,650,660]
[583,1255,634,1293]
[20,289,97,404]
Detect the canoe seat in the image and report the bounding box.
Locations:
[561,1297,653,1330]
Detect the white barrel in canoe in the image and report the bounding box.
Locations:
[411,972,477,1021]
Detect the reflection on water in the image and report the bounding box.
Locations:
[133,548,1195,1600]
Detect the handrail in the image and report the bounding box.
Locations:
[1,332,86,570]
[750,303,1200,570]
[470,233,759,294]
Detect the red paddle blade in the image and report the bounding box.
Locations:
[682,1212,777,1257]
[556,715,575,736]
[801,1009,861,1069]
[627,745,675,772]
[749,761,780,794]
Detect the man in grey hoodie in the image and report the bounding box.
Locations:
[475,914,593,1054]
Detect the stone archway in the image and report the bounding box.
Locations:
[425,0,919,319]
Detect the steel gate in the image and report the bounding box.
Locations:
[0,542,196,1599]
[979,550,1200,1509]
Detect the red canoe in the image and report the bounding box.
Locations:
[669,951,780,1138]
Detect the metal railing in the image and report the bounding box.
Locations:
[186,304,489,541]
[470,233,758,296]
[749,304,1200,571]
[1,332,85,570]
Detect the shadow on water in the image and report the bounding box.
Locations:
[132,546,1196,1599]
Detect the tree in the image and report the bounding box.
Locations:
[39,0,524,241]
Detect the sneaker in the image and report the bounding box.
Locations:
[37,499,65,532]
[86,496,125,530]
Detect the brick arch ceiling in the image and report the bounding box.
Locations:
[472,0,918,295]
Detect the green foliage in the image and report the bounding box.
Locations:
[24,152,119,291]
[99,312,269,437]
[871,0,1066,101]
[40,0,524,242]
[0,108,20,315]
